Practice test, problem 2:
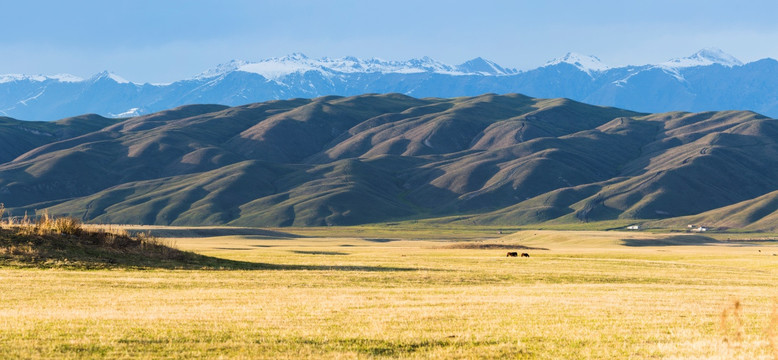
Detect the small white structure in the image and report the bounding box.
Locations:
[626,225,640,230]
[691,226,708,232]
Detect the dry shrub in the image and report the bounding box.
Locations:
[53,217,82,235]
[136,232,181,259]
[1,244,37,257]
[81,224,132,248]
[12,212,85,236]
[35,211,54,235]
[83,224,129,238]
[11,244,36,256]
[11,212,35,236]
[0,203,9,231]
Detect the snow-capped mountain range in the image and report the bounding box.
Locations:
[2,48,778,120]
[193,53,518,81]
[543,52,611,75]
[659,48,743,69]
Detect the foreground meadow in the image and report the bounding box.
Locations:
[1,227,777,359]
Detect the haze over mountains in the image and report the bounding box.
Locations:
[2,93,778,230]
[3,48,778,121]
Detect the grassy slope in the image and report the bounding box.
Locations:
[0,114,119,163]
[0,223,267,269]
[3,94,778,229]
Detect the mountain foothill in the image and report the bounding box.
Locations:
[2,93,778,230]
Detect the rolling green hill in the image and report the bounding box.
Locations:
[0,114,120,163]
[2,93,777,229]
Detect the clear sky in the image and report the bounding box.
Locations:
[2,0,777,83]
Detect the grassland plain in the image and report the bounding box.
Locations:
[1,227,778,359]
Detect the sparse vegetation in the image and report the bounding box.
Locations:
[0,211,255,269]
[1,226,777,358]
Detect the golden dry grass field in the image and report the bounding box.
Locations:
[2,227,778,359]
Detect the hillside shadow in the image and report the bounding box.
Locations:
[290,250,349,255]
[114,249,422,271]
[257,263,423,271]
[441,243,549,250]
[182,257,426,272]
[621,235,721,247]
[14,252,429,272]
[133,228,302,239]
[1,228,423,271]
[363,238,395,243]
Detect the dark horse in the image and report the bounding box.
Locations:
[521,253,530,257]
[506,252,518,257]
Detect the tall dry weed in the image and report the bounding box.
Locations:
[137,231,174,249]
[717,298,778,358]
[721,298,744,350]
[12,212,34,236]
[11,211,85,236]
[82,224,129,238]
[52,217,82,235]
[0,203,10,230]
[36,210,53,235]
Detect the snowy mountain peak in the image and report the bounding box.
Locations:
[402,56,458,73]
[544,52,610,74]
[0,74,47,83]
[236,56,319,81]
[0,73,83,84]
[91,71,131,84]
[661,48,743,68]
[193,60,247,80]
[195,54,472,81]
[281,52,309,61]
[456,57,518,76]
[49,74,84,83]
[3,50,778,122]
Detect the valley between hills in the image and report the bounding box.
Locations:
[2,92,778,230]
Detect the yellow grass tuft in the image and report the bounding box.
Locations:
[768,301,778,360]
[81,223,130,237]
[721,298,745,349]
[0,209,87,237]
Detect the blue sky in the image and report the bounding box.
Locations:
[2,0,777,83]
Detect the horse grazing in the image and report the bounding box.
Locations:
[521,253,530,257]
[506,252,518,257]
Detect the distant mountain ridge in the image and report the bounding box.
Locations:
[2,93,778,229]
[2,49,778,120]
[195,53,520,79]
